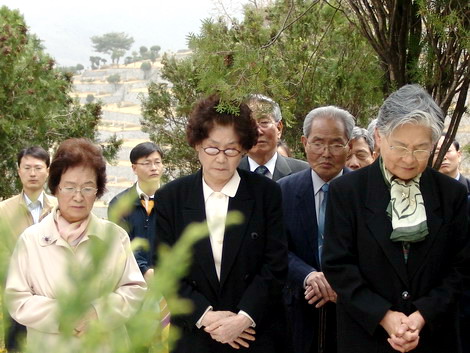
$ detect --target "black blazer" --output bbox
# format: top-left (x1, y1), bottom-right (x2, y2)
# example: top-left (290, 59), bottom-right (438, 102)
top-left (239, 154), bottom-right (309, 181)
top-left (323, 159), bottom-right (470, 353)
top-left (155, 169), bottom-right (289, 353)
top-left (458, 173), bottom-right (470, 192)
top-left (108, 184), bottom-right (157, 274)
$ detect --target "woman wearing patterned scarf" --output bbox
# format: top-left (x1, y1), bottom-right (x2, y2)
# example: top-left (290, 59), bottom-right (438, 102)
top-left (323, 84), bottom-right (469, 353)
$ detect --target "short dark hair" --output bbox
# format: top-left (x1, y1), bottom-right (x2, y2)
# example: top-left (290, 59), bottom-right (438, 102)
top-left (48, 138), bottom-right (107, 198)
top-left (441, 133), bottom-right (460, 151)
top-left (17, 146), bottom-right (50, 167)
top-left (186, 94), bottom-right (258, 151)
top-left (130, 142), bottom-right (164, 164)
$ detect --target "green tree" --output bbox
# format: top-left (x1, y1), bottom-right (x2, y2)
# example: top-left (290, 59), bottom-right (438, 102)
top-left (140, 1), bottom-right (384, 177)
top-left (76, 63), bottom-right (84, 71)
top-left (0, 6), bottom-right (122, 198)
top-left (139, 45), bottom-right (149, 58)
top-left (90, 32), bottom-right (134, 66)
top-left (343, 0), bottom-right (470, 168)
top-left (106, 73), bottom-right (121, 91)
top-left (85, 94), bottom-right (95, 103)
top-left (150, 45), bottom-right (161, 62)
top-left (140, 61), bottom-right (152, 80)
top-left (89, 56), bottom-right (102, 70)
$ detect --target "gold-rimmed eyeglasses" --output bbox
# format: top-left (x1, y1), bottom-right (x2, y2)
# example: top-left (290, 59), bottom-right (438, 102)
top-left (307, 142), bottom-right (348, 156)
top-left (255, 119), bottom-right (277, 129)
top-left (59, 186), bottom-right (98, 196)
top-left (389, 145), bottom-right (431, 160)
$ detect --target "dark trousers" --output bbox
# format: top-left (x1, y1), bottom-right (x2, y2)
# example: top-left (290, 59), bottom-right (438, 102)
top-left (3, 310), bottom-right (26, 352)
top-left (461, 317), bottom-right (470, 353)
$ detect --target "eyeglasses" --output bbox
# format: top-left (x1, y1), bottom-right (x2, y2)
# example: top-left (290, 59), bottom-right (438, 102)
top-left (256, 119), bottom-right (276, 129)
top-left (389, 145), bottom-right (431, 160)
top-left (307, 142), bottom-right (348, 156)
top-left (347, 151), bottom-right (372, 161)
top-left (59, 186), bottom-right (98, 196)
top-left (134, 160), bottom-right (162, 168)
top-left (20, 166), bottom-right (46, 173)
top-left (202, 146), bottom-right (241, 157)
top-left (433, 148), bottom-right (457, 156)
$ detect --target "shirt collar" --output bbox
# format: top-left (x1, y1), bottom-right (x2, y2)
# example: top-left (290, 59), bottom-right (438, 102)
top-left (311, 168), bottom-right (343, 195)
top-left (247, 152), bottom-right (278, 176)
top-left (202, 170), bottom-right (241, 202)
top-left (455, 172), bottom-right (461, 181)
top-left (23, 191), bottom-right (45, 208)
top-left (135, 182), bottom-right (153, 200)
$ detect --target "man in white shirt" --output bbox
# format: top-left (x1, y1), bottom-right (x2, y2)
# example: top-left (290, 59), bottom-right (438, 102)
top-left (278, 106), bottom-right (355, 353)
top-left (0, 146), bottom-right (56, 352)
top-left (238, 94), bottom-right (309, 180)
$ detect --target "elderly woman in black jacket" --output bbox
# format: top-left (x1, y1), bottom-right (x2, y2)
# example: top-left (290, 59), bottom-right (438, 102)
top-left (323, 84), bottom-right (469, 353)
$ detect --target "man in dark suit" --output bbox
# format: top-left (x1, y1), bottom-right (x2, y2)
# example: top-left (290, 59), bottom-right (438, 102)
top-left (238, 94), bottom-right (309, 180)
top-left (433, 135), bottom-right (470, 353)
top-left (278, 106), bottom-right (355, 353)
top-left (434, 135), bottom-right (470, 190)
top-left (108, 142), bottom-right (164, 281)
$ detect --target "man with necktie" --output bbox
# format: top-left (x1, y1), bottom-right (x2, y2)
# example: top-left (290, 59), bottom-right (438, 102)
top-left (238, 94), bottom-right (309, 180)
top-left (0, 146), bottom-right (56, 352)
top-left (108, 142), bottom-right (164, 281)
top-left (278, 106), bottom-right (354, 353)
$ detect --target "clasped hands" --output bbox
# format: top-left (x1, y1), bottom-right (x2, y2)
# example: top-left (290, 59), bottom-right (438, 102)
top-left (73, 307), bottom-right (98, 337)
top-left (304, 271), bottom-right (337, 308)
top-left (380, 310), bottom-right (425, 352)
top-left (202, 310), bottom-right (255, 349)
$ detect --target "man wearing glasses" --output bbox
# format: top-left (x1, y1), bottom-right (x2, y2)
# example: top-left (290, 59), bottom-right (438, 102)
top-left (345, 127), bottom-right (375, 170)
top-left (108, 142), bottom-right (164, 281)
top-left (238, 94), bottom-right (308, 180)
top-left (0, 146), bottom-right (56, 352)
top-left (278, 106), bottom-right (355, 353)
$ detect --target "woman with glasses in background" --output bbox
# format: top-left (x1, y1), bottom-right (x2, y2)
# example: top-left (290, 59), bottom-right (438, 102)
top-left (155, 94), bottom-right (289, 352)
top-left (323, 85), bottom-right (470, 353)
top-left (5, 138), bottom-right (146, 353)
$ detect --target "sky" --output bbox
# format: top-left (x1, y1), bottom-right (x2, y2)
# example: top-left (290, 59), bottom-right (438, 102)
top-left (1, 0), bottom-right (246, 67)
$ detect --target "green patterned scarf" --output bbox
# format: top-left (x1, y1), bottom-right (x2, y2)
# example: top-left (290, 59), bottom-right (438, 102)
top-left (380, 158), bottom-right (428, 243)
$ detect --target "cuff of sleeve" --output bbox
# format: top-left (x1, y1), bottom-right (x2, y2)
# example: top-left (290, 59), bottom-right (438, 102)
top-left (303, 271), bottom-right (316, 289)
top-left (195, 306), bottom-right (213, 328)
top-left (238, 310), bottom-right (256, 328)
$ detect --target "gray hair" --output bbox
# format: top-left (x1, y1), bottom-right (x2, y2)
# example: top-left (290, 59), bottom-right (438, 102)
top-left (367, 118), bottom-right (378, 147)
top-left (351, 127), bottom-right (374, 153)
top-left (246, 94), bottom-right (282, 122)
top-left (303, 105), bottom-right (355, 140)
top-left (376, 84), bottom-right (444, 143)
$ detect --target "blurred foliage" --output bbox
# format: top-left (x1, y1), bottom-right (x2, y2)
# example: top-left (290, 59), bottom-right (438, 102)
top-left (140, 0), bottom-right (384, 178)
top-left (0, 6), bottom-right (122, 199)
top-left (0, 188), bottom-right (243, 352)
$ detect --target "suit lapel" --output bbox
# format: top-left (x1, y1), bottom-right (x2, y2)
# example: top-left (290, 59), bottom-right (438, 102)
top-left (295, 169), bottom-right (319, 264)
top-left (365, 161), bottom-right (409, 285)
top-left (238, 156), bottom-right (250, 171)
top-left (219, 175), bottom-right (254, 288)
top-left (407, 169), bottom-right (442, 279)
top-left (182, 171), bottom-right (220, 293)
top-left (273, 154), bottom-right (291, 181)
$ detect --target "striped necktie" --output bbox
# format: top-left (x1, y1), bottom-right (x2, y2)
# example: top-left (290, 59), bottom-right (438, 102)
top-left (318, 183), bottom-right (329, 266)
top-left (140, 196), bottom-right (154, 215)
